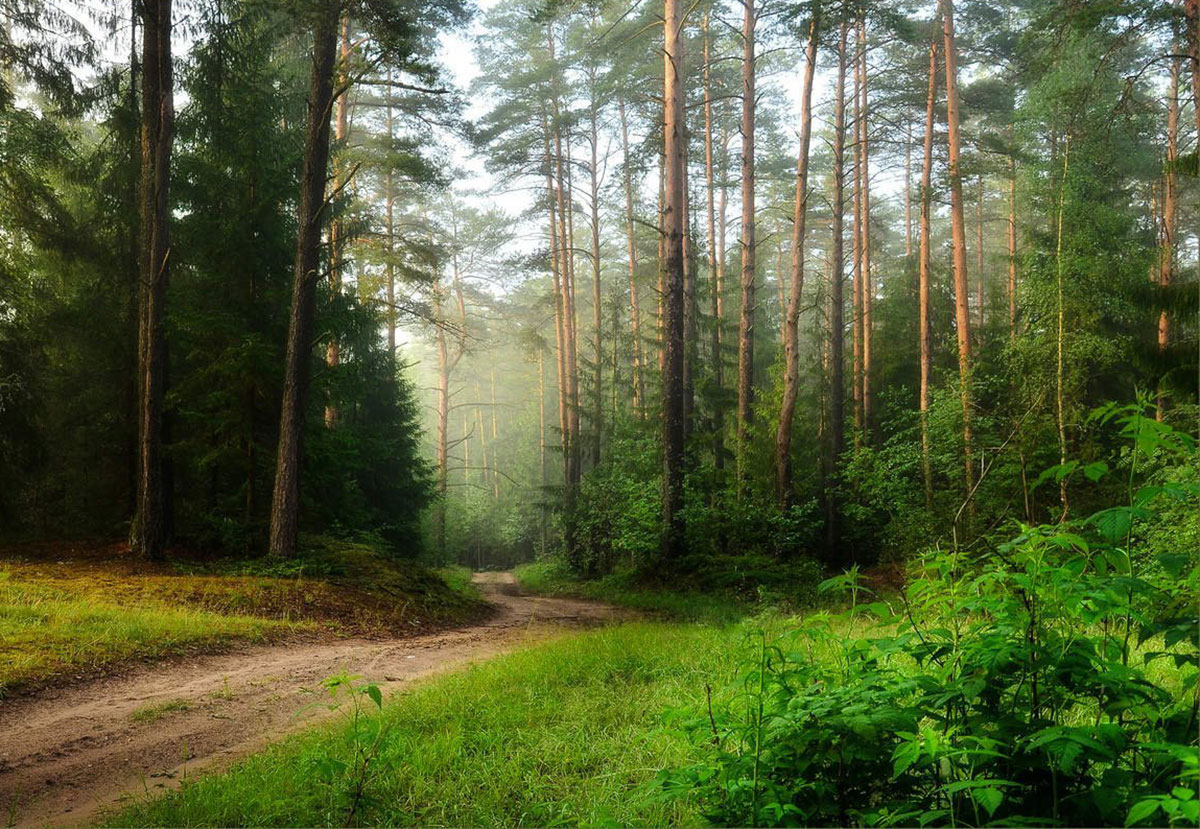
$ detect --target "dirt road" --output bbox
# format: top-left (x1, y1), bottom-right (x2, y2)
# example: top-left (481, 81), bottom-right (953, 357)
top-left (0, 572), bottom-right (623, 827)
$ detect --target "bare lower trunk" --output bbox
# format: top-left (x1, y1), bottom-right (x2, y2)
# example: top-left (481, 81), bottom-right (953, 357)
top-left (268, 2), bottom-right (339, 558)
top-left (662, 0), bottom-right (687, 558)
top-left (825, 20), bottom-right (848, 559)
top-left (941, 0), bottom-right (975, 518)
top-left (1055, 139), bottom-right (1071, 520)
top-left (131, 0), bottom-right (174, 561)
top-left (324, 16), bottom-right (350, 429)
top-left (702, 18), bottom-right (726, 470)
top-left (1156, 58), bottom-right (1179, 421)
top-left (775, 10), bottom-right (818, 508)
top-left (618, 100), bottom-right (646, 414)
top-left (1008, 155), bottom-right (1017, 342)
top-left (735, 0), bottom-right (756, 487)
top-left (919, 33), bottom-right (937, 512)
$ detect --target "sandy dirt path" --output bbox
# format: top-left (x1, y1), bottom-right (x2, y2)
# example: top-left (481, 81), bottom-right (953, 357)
top-left (0, 572), bottom-right (626, 827)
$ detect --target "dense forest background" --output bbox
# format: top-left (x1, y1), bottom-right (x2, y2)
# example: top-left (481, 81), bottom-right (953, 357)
top-left (0, 0), bottom-right (1196, 577)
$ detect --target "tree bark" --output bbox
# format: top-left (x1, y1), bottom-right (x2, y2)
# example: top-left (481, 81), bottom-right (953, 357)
top-left (618, 100), bottom-right (646, 414)
top-left (587, 64), bottom-right (603, 467)
top-left (268, 1), bottom-right (340, 558)
top-left (131, 0), bottom-right (174, 561)
top-left (775, 9), bottom-right (818, 508)
top-left (735, 0), bottom-right (756, 487)
top-left (324, 15), bottom-right (350, 429)
top-left (919, 32), bottom-right (938, 512)
top-left (702, 17), bottom-right (726, 470)
top-left (1156, 57), bottom-right (1179, 421)
top-left (662, 0), bottom-right (687, 559)
top-left (824, 20), bottom-right (849, 558)
top-left (941, 0), bottom-right (975, 516)
top-left (1008, 154), bottom-right (1017, 342)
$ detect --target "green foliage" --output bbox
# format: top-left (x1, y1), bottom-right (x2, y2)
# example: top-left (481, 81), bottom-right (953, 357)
top-left (663, 407), bottom-right (1199, 826)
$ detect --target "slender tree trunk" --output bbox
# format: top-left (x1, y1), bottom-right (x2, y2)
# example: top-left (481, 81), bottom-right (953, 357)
top-left (542, 112), bottom-right (569, 487)
top-left (131, 0), bottom-right (174, 561)
top-left (857, 18), bottom-right (873, 438)
top-left (618, 100), bottom-right (646, 413)
top-left (1008, 154), bottom-right (1017, 342)
top-left (851, 53), bottom-right (863, 443)
top-left (825, 20), bottom-right (848, 559)
top-left (324, 15), bottom-right (350, 429)
top-left (490, 368), bottom-right (500, 499)
top-left (904, 121), bottom-right (913, 259)
top-left (385, 73), bottom-right (396, 362)
top-left (662, 0), bottom-right (687, 559)
top-left (702, 18), bottom-right (726, 470)
top-left (268, 2), bottom-right (339, 558)
top-left (1055, 138), bottom-right (1070, 520)
top-left (1157, 57), bottom-right (1179, 421)
top-left (976, 174), bottom-right (985, 329)
top-left (775, 10), bottom-right (818, 508)
top-left (919, 32), bottom-right (938, 512)
top-left (941, 0), bottom-right (975, 517)
top-left (735, 0), bottom-right (756, 487)
top-left (588, 67), bottom-right (603, 466)
top-left (434, 279), bottom-right (449, 560)
top-left (537, 348), bottom-right (547, 553)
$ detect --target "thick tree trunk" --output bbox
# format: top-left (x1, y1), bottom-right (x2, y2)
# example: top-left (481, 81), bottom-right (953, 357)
top-left (131, 0), bottom-right (174, 561)
top-left (1054, 139), bottom-right (1070, 519)
top-left (543, 111), bottom-right (570, 479)
top-left (825, 20), bottom-right (848, 558)
top-left (324, 15), bottom-right (350, 429)
top-left (919, 33), bottom-right (938, 511)
top-left (662, 0), bottom-right (687, 559)
top-left (775, 10), bottom-right (818, 508)
top-left (268, 1), bottom-right (339, 558)
top-left (618, 100), bottom-right (646, 414)
top-left (941, 0), bottom-right (975, 516)
top-left (735, 0), bottom-right (756, 487)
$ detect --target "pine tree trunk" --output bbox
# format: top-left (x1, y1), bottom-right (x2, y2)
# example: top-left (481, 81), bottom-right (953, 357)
top-left (735, 0), bottom-right (756, 487)
top-left (588, 68), bottom-right (603, 467)
top-left (434, 280), bottom-right (449, 560)
top-left (131, 0), bottom-right (174, 561)
top-left (775, 10), bottom-right (818, 508)
top-left (324, 15), bottom-right (350, 429)
top-left (1156, 57), bottom-right (1179, 421)
top-left (941, 0), bottom-right (976, 517)
top-left (976, 174), bottom-right (985, 329)
top-left (904, 122), bottom-right (912, 259)
top-left (618, 100), bottom-right (646, 414)
top-left (268, 1), bottom-right (339, 558)
top-left (919, 33), bottom-right (938, 512)
top-left (385, 73), bottom-right (396, 361)
top-left (1008, 154), bottom-right (1017, 343)
top-left (825, 20), bottom-right (849, 559)
top-left (702, 17), bottom-right (726, 470)
top-left (857, 19), bottom-right (873, 439)
top-left (662, 0), bottom-right (687, 559)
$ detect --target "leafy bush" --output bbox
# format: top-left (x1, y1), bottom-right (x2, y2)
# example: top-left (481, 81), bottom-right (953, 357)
top-left (664, 403), bottom-right (1199, 827)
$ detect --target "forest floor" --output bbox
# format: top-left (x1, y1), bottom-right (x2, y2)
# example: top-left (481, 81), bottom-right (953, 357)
top-left (0, 571), bottom-right (629, 827)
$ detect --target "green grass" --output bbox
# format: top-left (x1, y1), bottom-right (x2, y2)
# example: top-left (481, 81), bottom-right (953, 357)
top-left (130, 698), bottom-right (193, 723)
top-left (0, 537), bottom-right (488, 695)
top-left (513, 561), bottom-right (750, 624)
top-left (0, 572), bottom-right (288, 696)
top-left (108, 619), bottom-right (782, 827)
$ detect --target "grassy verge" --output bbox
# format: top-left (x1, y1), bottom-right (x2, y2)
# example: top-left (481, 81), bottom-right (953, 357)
top-left (0, 537), bottom-right (487, 696)
top-left (0, 571), bottom-right (290, 696)
top-left (109, 619), bottom-right (779, 827)
top-left (513, 560), bottom-right (752, 623)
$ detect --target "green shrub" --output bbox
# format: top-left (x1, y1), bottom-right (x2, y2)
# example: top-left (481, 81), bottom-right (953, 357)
top-left (664, 403), bottom-right (1199, 827)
